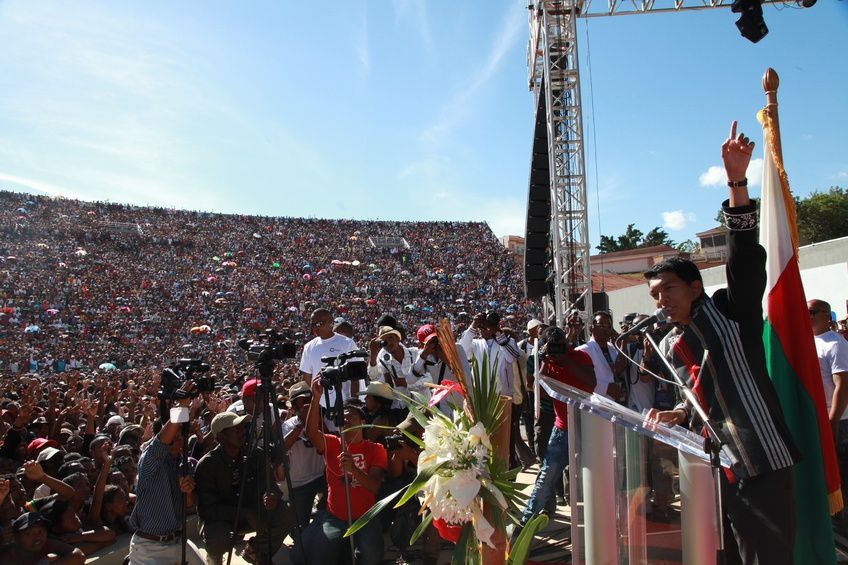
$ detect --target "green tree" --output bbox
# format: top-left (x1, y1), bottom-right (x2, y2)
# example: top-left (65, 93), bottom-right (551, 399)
top-left (676, 239), bottom-right (700, 254)
top-left (796, 187), bottom-right (848, 245)
top-left (642, 227), bottom-right (674, 248)
top-left (597, 235), bottom-right (621, 254)
top-left (616, 224), bottom-right (643, 250)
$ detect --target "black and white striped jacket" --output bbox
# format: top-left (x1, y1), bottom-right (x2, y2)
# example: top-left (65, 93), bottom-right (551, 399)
top-left (660, 200), bottom-right (799, 480)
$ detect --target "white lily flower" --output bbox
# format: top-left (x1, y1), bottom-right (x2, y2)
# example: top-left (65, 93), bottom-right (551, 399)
top-left (447, 468), bottom-right (481, 508)
top-left (467, 422), bottom-right (492, 450)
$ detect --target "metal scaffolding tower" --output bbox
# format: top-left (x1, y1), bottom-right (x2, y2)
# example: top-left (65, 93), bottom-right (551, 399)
top-left (524, 0), bottom-right (810, 327)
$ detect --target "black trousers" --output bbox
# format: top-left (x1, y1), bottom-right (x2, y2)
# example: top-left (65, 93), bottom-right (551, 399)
top-left (722, 466), bottom-right (796, 565)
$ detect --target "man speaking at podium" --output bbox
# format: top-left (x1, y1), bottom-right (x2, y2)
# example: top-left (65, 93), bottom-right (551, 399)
top-left (646, 122), bottom-right (798, 565)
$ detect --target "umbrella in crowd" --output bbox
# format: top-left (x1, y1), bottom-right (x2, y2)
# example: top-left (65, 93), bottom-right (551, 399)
top-left (98, 362), bottom-right (117, 371)
top-left (25, 324), bottom-right (41, 333)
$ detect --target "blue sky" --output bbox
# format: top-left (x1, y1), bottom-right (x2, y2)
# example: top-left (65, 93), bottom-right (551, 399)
top-left (0, 1), bottom-right (846, 248)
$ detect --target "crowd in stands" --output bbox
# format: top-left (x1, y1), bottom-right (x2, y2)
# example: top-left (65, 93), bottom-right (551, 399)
top-left (0, 190), bottom-right (538, 563)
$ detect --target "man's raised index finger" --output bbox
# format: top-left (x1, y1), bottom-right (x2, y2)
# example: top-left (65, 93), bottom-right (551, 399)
top-left (729, 120), bottom-right (737, 140)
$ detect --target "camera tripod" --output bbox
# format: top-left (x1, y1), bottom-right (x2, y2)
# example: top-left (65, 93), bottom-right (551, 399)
top-left (226, 356), bottom-right (306, 565)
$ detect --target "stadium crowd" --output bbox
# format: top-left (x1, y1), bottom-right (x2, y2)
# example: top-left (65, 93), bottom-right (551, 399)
top-left (0, 190), bottom-right (539, 563)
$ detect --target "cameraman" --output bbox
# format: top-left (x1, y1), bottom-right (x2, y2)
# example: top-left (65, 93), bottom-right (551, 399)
top-left (380, 417), bottom-right (423, 564)
top-left (292, 379), bottom-right (387, 565)
top-left (300, 308), bottom-right (361, 407)
top-left (281, 381), bottom-right (326, 529)
top-left (621, 314), bottom-right (656, 413)
top-left (128, 382), bottom-right (203, 565)
top-left (368, 326), bottom-right (425, 414)
top-left (518, 326), bottom-right (595, 528)
top-left (459, 312), bottom-right (520, 397)
top-left (195, 412), bottom-right (293, 565)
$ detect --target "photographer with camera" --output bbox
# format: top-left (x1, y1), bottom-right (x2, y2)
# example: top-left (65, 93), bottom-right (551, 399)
top-left (127, 381), bottom-right (204, 565)
top-left (379, 417), bottom-right (423, 565)
top-left (281, 381), bottom-right (326, 529)
top-left (367, 326), bottom-right (426, 414)
top-left (195, 411), bottom-right (293, 565)
top-left (359, 382), bottom-right (400, 443)
top-left (300, 308), bottom-right (362, 408)
top-left (291, 378), bottom-right (388, 565)
top-left (459, 312), bottom-right (520, 397)
top-left (517, 325), bottom-right (595, 530)
top-left (620, 313), bottom-right (657, 413)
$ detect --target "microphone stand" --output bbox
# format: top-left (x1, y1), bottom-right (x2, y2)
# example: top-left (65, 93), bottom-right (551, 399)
top-left (637, 332), bottom-right (736, 565)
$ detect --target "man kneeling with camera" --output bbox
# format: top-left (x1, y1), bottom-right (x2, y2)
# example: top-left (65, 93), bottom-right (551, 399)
top-left (291, 379), bottom-right (388, 565)
top-left (195, 412), bottom-right (293, 565)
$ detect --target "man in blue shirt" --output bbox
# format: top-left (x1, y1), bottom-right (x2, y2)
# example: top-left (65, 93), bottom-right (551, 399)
top-left (128, 386), bottom-right (203, 564)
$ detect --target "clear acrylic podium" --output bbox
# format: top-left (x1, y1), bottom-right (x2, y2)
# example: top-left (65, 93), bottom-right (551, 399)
top-left (539, 376), bottom-right (730, 565)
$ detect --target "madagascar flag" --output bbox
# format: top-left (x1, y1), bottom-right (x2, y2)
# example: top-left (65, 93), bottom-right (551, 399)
top-left (759, 106), bottom-right (841, 563)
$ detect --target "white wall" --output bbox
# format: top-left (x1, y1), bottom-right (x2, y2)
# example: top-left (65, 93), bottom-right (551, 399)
top-left (607, 237), bottom-right (848, 325)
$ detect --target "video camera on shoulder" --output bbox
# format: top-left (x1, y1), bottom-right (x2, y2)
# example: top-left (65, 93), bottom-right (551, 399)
top-left (319, 350), bottom-right (368, 389)
top-left (237, 328), bottom-right (297, 364)
top-left (159, 358), bottom-right (214, 400)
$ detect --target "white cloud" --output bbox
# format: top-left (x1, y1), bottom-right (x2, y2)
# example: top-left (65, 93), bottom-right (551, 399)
top-left (0, 172), bottom-right (87, 200)
top-left (392, 0), bottom-right (434, 55)
top-left (421, 5), bottom-right (524, 142)
top-left (698, 158), bottom-right (763, 188)
top-left (837, 171), bottom-right (848, 178)
top-left (698, 165), bottom-right (725, 187)
top-left (662, 210), bottom-right (696, 231)
top-left (355, 4), bottom-right (370, 73)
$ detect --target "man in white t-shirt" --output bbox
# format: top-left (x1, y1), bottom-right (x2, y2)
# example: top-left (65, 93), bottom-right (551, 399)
top-left (810, 299), bottom-right (848, 514)
top-left (299, 308), bottom-right (361, 408)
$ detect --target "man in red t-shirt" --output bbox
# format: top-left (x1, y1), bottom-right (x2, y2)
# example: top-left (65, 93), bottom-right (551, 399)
top-left (519, 325), bottom-right (595, 526)
top-left (291, 379), bottom-right (388, 565)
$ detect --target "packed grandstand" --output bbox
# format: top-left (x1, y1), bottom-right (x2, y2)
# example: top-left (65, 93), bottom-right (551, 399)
top-left (0, 190), bottom-right (537, 382)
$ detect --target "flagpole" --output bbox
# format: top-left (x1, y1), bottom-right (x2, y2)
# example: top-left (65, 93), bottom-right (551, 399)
top-left (762, 68), bottom-right (783, 161)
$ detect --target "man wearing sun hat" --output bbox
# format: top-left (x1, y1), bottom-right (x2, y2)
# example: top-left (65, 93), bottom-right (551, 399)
top-left (367, 325), bottom-right (427, 413)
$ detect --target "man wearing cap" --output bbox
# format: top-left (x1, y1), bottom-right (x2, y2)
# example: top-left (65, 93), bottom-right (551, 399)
top-left (195, 411), bottom-right (292, 565)
top-left (0, 511), bottom-right (85, 564)
top-left (300, 308), bottom-right (362, 407)
top-left (32, 446), bottom-right (66, 499)
top-left (292, 379), bottom-right (388, 565)
top-left (411, 324), bottom-right (472, 416)
top-left (228, 378), bottom-right (282, 459)
top-left (517, 320), bottom-right (544, 458)
top-left (128, 384), bottom-right (203, 565)
top-left (282, 381), bottom-right (326, 529)
top-left (368, 325), bottom-right (425, 413)
top-left (359, 381), bottom-right (399, 443)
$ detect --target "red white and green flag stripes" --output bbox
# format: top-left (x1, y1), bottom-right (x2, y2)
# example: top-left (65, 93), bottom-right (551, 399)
top-left (758, 107), bottom-right (841, 564)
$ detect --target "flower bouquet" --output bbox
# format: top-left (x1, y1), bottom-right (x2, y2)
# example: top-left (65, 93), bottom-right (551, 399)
top-left (345, 320), bottom-right (548, 564)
